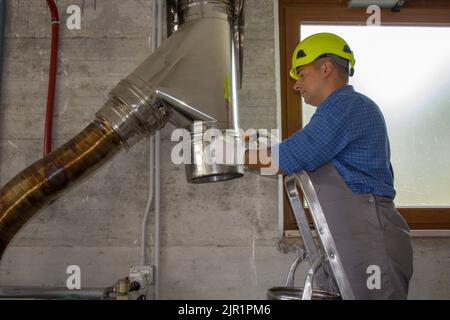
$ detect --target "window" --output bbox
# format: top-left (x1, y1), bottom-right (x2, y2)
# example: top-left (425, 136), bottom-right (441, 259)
top-left (279, 0), bottom-right (450, 230)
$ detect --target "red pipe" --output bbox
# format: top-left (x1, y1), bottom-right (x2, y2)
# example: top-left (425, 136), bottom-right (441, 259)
top-left (44, 0), bottom-right (60, 156)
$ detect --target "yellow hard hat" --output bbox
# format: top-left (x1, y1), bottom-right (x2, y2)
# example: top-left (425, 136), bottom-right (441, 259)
top-left (290, 32), bottom-right (356, 80)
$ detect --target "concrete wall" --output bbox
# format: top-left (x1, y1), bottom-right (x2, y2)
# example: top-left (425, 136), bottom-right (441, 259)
top-left (0, 0), bottom-right (448, 299)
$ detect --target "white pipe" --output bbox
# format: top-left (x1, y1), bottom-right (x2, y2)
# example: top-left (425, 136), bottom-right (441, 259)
top-left (139, 0), bottom-right (159, 269)
top-left (154, 0), bottom-right (164, 301)
top-left (154, 131), bottom-right (161, 300)
top-left (140, 137), bottom-right (154, 266)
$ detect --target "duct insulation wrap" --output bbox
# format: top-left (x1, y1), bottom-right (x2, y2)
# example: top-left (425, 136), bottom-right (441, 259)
top-left (0, 120), bottom-right (124, 258)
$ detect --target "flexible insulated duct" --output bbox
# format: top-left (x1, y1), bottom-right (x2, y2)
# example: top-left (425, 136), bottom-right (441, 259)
top-left (0, 121), bottom-right (125, 256)
top-left (0, 0), bottom-right (245, 260)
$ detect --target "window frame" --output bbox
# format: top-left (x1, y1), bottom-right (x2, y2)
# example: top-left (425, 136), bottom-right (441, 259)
top-left (279, 0), bottom-right (450, 231)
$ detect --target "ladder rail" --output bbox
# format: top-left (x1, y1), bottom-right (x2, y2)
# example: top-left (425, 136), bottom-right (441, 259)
top-left (285, 176), bottom-right (332, 292)
top-left (284, 250), bottom-right (306, 287)
top-left (294, 172), bottom-right (356, 300)
top-left (285, 176), bottom-right (321, 265)
top-left (301, 255), bottom-right (324, 300)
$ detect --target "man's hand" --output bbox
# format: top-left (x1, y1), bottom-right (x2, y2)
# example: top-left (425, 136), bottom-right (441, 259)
top-left (244, 130), bottom-right (281, 175)
top-left (204, 130), bottom-right (282, 175)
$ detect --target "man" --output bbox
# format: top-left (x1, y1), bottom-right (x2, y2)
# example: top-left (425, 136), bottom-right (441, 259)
top-left (245, 33), bottom-right (413, 299)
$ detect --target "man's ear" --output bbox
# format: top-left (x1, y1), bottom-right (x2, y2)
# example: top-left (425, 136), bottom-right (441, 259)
top-left (321, 60), bottom-right (334, 78)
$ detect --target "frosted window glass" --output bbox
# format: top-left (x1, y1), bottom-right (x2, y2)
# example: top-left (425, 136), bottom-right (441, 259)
top-left (299, 25), bottom-right (450, 207)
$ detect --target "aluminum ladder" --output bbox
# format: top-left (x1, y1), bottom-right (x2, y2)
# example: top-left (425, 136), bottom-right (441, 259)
top-left (284, 172), bottom-right (355, 300)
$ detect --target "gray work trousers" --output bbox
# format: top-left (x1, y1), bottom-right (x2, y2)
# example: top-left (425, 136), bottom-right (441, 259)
top-left (308, 163), bottom-right (414, 299)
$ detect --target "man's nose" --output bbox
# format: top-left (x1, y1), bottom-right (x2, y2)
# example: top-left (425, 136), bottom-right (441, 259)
top-left (293, 80), bottom-right (302, 92)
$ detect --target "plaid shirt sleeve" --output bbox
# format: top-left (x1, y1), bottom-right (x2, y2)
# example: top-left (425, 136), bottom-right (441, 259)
top-left (277, 98), bottom-right (352, 175)
top-left (272, 85), bottom-right (395, 198)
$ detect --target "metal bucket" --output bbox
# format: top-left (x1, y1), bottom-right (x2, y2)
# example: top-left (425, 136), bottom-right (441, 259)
top-left (267, 287), bottom-right (341, 300)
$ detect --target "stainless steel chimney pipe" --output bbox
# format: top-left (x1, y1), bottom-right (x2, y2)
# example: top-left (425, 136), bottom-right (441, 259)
top-left (97, 0), bottom-right (245, 183)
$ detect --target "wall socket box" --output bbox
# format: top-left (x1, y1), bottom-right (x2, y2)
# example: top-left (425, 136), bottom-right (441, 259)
top-left (129, 265), bottom-right (154, 288)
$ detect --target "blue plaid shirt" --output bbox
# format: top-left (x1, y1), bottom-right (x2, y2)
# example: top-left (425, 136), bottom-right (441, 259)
top-left (272, 85), bottom-right (396, 199)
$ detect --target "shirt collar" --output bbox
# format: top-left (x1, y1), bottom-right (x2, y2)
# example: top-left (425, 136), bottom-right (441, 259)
top-left (320, 85), bottom-right (354, 107)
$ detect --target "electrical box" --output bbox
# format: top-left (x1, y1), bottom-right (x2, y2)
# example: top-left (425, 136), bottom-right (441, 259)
top-left (129, 265), bottom-right (154, 288)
